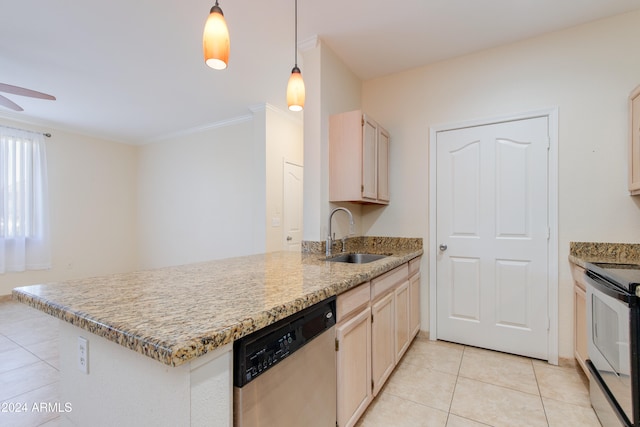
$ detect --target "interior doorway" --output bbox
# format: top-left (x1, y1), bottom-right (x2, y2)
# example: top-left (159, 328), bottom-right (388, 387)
top-left (283, 161), bottom-right (303, 251)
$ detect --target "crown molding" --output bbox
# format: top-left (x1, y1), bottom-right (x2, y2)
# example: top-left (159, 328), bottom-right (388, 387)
top-left (298, 35), bottom-right (318, 52)
top-left (144, 114), bottom-right (254, 144)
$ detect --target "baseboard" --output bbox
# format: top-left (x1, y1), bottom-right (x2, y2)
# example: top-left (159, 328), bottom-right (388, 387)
top-left (0, 294), bottom-right (13, 303)
top-left (558, 356), bottom-right (577, 369)
top-left (416, 330), bottom-right (430, 340)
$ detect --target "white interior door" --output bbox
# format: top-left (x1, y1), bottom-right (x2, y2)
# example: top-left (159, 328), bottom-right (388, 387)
top-left (435, 116), bottom-right (549, 360)
top-left (283, 162), bottom-right (303, 251)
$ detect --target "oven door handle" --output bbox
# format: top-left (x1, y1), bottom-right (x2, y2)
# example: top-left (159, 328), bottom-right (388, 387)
top-left (585, 271), bottom-right (633, 306)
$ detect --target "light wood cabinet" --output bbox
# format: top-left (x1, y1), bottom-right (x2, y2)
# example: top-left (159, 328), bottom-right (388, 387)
top-left (370, 262), bottom-right (408, 396)
top-left (335, 258), bottom-right (421, 426)
top-left (336, 306), bottom-right (372, 427)
top-left (408, 257), bottom-right (421, 340)
top-left (394, 280), bottom-right (411, 361)
top-left (329, 110), bottom-right (390, 204)
top-left (371, 291), bottom-right (395, 396)
top-left (570, 262), bottom-right (588, 376)
top-left (409, 272), bottom-right (421, 339)
top-left (629, 85), bottom-right (640, 195)
top-left (377, 129), bottom-right (390, 202)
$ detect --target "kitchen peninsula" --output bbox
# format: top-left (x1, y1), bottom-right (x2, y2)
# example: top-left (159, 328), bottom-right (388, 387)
top-left (12, 237), bottom-right (422, 426)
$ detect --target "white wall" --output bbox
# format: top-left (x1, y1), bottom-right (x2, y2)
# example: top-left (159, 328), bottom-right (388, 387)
top-left (136, 118), bottom-right (262, 269)
top-left (303, 40), bottom-right (365, 242)
top-left (0, 119), bottom-right (139, 295)
top-left (361, 10), bottom-right (640, 359)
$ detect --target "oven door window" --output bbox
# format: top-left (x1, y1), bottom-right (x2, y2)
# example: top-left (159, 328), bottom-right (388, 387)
top-left (588, 286), bottom-right (633, 422)
top-left (592, 296), bottom-right (626, 374)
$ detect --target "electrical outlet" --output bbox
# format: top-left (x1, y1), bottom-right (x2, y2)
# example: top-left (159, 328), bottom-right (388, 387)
top-left (78, 336), bottom-right (89, 374)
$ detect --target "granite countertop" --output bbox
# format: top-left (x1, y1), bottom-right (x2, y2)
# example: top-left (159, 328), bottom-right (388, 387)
top-left (12, 237), bottom-right (422, 367)
top-left (569, 241), bottom-right (640, 268)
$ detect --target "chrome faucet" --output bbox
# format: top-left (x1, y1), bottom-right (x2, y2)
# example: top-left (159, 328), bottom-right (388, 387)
top-left (326, 207), bottom-right (354, 256)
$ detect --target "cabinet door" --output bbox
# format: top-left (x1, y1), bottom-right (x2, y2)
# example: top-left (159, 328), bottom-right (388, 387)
top-left (395, 280), bottom-right (410, 361)
top-left (409, 273), bottom-right (420, 339)
top-left (371, 291), bottom-right (395, 396)
top-left (336, 307), bottom-right (372, 427)
top-left (574, 284), bottom-right (588, 376)
top-left (377, 127), bottom-right (390, 202)
top-left (362, 115), bottom-right (378, 200)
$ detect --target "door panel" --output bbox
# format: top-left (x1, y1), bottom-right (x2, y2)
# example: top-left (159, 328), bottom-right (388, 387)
top-left (496, 139), bottom-right (529, 237)
top-left (451, 141), bottom-right (480, 236)
top-left (495, 259), bottom-right (530, 328)
top-left (449, 257), bottom-right (480, 322)
top-left (436, 117), bottom-right (549, 360)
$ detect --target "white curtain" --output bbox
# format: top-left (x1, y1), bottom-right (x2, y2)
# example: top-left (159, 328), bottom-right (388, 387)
top-left (0, 126), bottom-right (51, 273)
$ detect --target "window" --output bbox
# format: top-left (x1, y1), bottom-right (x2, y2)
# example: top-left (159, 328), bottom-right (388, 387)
top-left (0, 126), bottom-right (50, 273)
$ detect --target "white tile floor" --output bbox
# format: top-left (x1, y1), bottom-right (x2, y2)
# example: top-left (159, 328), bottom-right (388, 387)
top-left (0, 299), bottom-right (60, 427)
top-left (357, 339), bottom-right (601, 427)
top-left (0, 298), bottom-right (600, 427)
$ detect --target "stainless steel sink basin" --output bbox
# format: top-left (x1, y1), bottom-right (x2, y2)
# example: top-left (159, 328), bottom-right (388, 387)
top-left (327, 253), bottom-right (388, 264)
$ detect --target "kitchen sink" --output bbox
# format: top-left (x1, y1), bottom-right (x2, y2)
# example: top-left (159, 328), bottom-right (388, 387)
top-left (327, 253), bottom-right (388, 264)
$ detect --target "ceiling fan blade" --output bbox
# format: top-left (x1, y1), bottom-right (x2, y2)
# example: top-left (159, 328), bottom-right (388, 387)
top-left (0, 94), bottom-right (23, 111)
top-left (0, 83), bottom-right (56, 100)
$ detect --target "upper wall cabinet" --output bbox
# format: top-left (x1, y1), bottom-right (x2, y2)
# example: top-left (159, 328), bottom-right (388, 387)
top-left (629, 85), bottom-right (640, 195)
top-left (330, 110), bottom-right (390, 205)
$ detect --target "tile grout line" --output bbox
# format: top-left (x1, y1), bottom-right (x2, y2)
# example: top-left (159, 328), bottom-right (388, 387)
top-left (0, 304), bottom-right (61, 408)
top-left (444, 345), bottom-right (466, 425)
top-left (532, 359), bottom-right (551, 426)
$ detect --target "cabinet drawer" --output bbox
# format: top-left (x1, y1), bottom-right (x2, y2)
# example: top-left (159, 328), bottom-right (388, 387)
top-left (371, 264), bottom-right (408, 300)
top-left (570, 263), bottom-right (586, 291)
top-left (337, 282), bottom-right (371, 322)
top-left (408, 257), bottom-right (421, 277)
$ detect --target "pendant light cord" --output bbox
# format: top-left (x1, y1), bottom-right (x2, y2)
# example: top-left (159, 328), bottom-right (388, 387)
top-left (294, 0), bottom-right (298, 67)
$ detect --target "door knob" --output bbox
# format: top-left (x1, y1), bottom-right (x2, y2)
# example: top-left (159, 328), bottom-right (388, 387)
top-left (439, 244), bottom-right (448, 251)
top-left (286, 236), bottom-right (293, 241)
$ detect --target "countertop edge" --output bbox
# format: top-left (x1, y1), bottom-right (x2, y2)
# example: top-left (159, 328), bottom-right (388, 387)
top-left (13, 249), bottom-right (423, 367)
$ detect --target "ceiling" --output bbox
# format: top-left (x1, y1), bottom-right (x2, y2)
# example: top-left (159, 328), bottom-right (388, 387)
top-left (2, 0), bottom-right (640, 144)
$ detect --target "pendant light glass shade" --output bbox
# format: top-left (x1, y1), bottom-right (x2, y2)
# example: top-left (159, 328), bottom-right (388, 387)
top-left (203, 2), bottom-right (230, 70)
top-left (287, 66), bottom-right (305, 112)
top-left (287, 0), bottom-right (305, 111)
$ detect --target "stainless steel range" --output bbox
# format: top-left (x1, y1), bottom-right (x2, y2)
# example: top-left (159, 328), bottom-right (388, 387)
top-left (585, 262), bottom-right (640, 427)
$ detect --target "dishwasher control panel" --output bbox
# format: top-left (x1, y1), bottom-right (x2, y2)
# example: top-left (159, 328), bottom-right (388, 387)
top-left (233, 297), bottom-right (336, 387)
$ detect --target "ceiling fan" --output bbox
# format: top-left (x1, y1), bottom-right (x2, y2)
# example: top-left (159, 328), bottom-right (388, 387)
top-left (0, 83), bottom-right (56, 112)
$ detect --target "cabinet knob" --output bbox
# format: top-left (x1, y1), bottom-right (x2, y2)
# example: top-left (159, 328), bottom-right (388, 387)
top-left (286, 236), bottom-right (293, 241)
top-left (439, 244), bottom-right (448, 251)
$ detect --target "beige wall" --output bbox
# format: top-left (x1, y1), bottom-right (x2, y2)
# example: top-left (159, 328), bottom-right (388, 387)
top-left (302, 40), bottom-right (365, 242)
top-left (136, 118), bottom-right (262, 269)
top-left (137, 104), bottom-right (302, 267)
top-left (2, 105), bottom-right (302, 293)
top-left (361, 10), bottom-right (640, 359)
top-left (0, 119), bottom-right (138, 296)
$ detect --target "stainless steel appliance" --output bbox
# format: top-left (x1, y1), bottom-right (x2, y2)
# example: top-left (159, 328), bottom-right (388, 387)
top-left (585, 262), bottom-right (640, 427)
top-left (233, 297), bottom-right (336, 427)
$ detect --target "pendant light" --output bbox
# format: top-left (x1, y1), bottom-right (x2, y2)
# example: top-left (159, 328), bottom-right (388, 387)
top-left (203, 1), bottom-right (230, 70)
top-left (287, 0), bottom-right (305, 111)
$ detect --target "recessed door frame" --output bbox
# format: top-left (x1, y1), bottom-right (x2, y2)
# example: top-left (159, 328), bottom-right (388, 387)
top-left (283, 159), bottom-right (304, 251)
top-left (428, 108), bottom-right (559, 365)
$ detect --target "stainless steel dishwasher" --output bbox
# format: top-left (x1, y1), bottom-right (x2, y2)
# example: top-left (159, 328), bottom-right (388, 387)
top-left (233, 297), bottom-right (337, 427)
